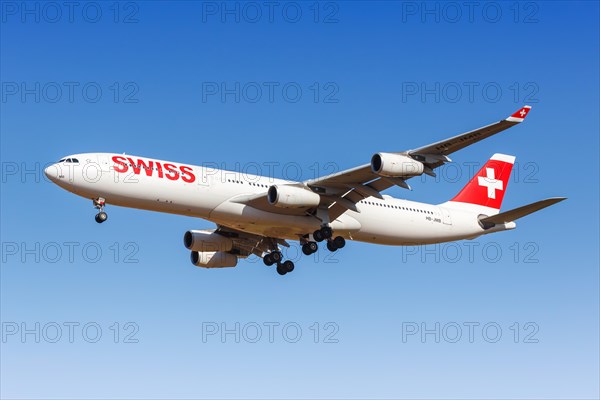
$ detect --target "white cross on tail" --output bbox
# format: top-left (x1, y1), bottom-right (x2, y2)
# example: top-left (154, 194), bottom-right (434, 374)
top-left (478, 168), bottom-right (503, 199)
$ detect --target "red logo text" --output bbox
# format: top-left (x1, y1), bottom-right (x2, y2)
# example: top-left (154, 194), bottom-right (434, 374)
top-left (112, 156), bottom-right (196, 183)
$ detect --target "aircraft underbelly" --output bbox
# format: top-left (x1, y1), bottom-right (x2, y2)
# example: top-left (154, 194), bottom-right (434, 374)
top-left (349, 208), bottom-right (479, 246)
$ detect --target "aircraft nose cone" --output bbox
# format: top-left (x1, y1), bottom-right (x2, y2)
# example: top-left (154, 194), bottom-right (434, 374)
top-left (44, 164), bottom-right (58, 182)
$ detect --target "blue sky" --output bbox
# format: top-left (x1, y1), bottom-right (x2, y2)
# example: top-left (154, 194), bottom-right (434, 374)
top-left (1, 1), bottom-right (598, 398)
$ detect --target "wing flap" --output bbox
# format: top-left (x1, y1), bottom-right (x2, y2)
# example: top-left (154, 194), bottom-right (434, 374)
top-left (215, 225), bottom-right (289, 257)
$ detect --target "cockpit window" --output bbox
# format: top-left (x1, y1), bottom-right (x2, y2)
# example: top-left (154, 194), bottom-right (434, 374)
top-left (56, 157), bottom-right (80, 163)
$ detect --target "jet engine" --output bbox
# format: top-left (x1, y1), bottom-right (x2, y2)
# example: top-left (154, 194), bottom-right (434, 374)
top-left (371, 153), bottom-right (424, 177)
top-left (267, 185), bottom-right (321, 208)
top-left (183, 230), bottom-right (233, 252)
top-left (191, 251), bottom-right (238, 268)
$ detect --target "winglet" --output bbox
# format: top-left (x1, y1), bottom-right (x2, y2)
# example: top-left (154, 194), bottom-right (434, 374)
top-left (506, 105), bottom-right (532, 123)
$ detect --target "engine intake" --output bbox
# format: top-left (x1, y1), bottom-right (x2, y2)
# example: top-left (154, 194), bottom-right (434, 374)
top-left (267, 185), bottom-right (320, 209)
top-left (184, 230), bottom-right (233, 252)
top-left (191, 251), bottom-right (237, 268)
top-left (371, 153), bottom-right (424, 177)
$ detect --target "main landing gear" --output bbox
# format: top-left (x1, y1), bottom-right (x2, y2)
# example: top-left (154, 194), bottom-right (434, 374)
top-left (263, 226), bottom-right (347, 277)
top-left (313, 226), bottom-right (345, 252)
top-left (312, 226), bottom-right (332, 242)
top-left (302, 241), bottom-right (318, 256)
top-left (93, 197), bottom-right (108, 223)
top-left (276, 260), bottom-right (295, 276)
top-left (263, 251), bottom-right (295, 276)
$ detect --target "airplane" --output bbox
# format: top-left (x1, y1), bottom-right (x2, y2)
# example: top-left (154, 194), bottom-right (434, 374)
top-left (45, 105), bottom-right (566, 276)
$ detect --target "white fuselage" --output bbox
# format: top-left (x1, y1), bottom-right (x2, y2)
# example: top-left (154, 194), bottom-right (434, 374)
top-left (45, 153), bottom-right (511, 246)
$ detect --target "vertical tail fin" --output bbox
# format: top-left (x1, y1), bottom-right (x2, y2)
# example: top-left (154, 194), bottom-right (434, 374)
top-left (448, 153), bottom-right (515, 213)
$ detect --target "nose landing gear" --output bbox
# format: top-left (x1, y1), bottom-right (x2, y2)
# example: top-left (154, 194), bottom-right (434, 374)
top-left (93, 198), bottom-right (107, 223)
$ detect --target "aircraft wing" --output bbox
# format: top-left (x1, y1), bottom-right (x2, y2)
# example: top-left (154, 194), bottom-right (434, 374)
top-left (407, 105), bottom-right (532, 169)
top-left (304, 105), bottom-right (532, 220)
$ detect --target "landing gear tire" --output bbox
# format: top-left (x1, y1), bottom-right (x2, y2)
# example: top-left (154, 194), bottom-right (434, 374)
top-left (326, 240), bottom-right (338, 252)
top-left (93, 198), bottom-right (107, 223)
top-left (313, 229), bottom-right (325, 242)
top-left (263, 254), bottom-right (275, 266)
top-left (282, 260), bottom-right (294, 273)
top-left (302, 242), bottom-right (318, 255)
top-left (264, 251), bottom-right (282, 266)
top-left (95, 211), bottom-right (108, 223)
top-left (276, 263), bottom-right (287, 275)
top-left (276, 260), bottom-right (294, 275)
top-left (271, 251), bottom-right (282, 263)
top-left (314, 226), bottom-right (333, 242)
top-left (333, 236), bottom-right (346, 249)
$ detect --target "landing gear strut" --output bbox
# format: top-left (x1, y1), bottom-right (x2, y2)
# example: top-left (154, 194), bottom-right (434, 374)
top-left (93, 198), bottom-right (107, 223)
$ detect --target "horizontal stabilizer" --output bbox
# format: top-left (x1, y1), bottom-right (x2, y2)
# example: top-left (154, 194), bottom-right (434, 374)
top-left (479, 197), bottom-right (566, 226)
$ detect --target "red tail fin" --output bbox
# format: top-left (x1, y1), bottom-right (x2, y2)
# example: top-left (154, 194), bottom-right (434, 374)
top-left (450, 154), bottom-right (515, 210)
